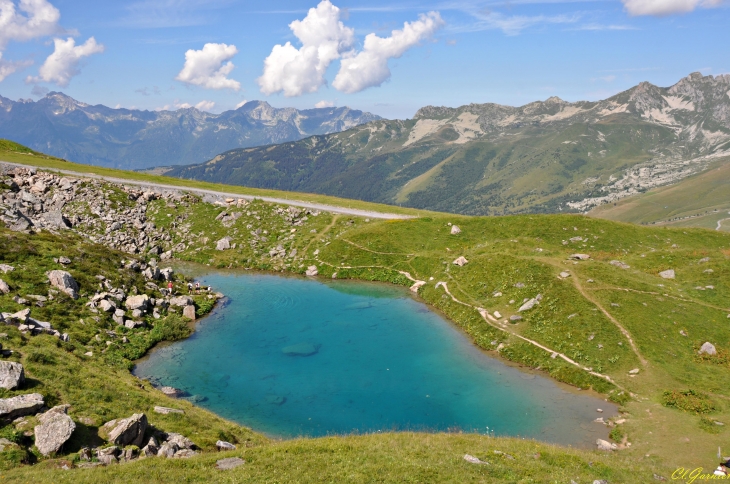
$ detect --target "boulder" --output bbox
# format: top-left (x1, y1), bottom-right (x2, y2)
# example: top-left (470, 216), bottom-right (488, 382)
top-left (143, 266), bottom-right (161, 280)
top-left (0, 361), bottom-right (25, 390)
top-left (173, 449), bottom-right (198, 458)
top-left (0, 279), bottom-right (9, 294)
top-left (216, 238), bottom-right (231, 251)
top-left (216, 457), bottom-right (245, 470)
top-left (125, 320), bottom-right (145, 329)
top-left (58, 256), bottom-right (71, 265)
top-left (596, 439), bottom-right (617, 451)
top-left (48, 270), bottom-right (79, 299)
top-left (160, 386), bottom-right (182, 398)
top-left (463, 454), bottom-right (487, 464)
top-left (170, 296), bottom-right (193, 307)
top-left (659, 269), bottom-right (675, 279)
top-left (0, 264), bottom-right (14, 273)
top-left (165, 432), bottom-right (196, 450)
top-left (157, 441), bottom-right (178, 458)
top-left (609, 260), bottom-right (630, 270)
top-left (41, 211), bottom-right (71, 229)
top-left (450, 225), bottom-right (461, 235)
top-left (559, 271), bottom-right (570, 278)
top-left (10, 308), bottom-right (30, 323)
top-left (125, 294), bottom-right (149, 311)
top-left (569, 254), bottom-right (590, 260)
top-left (509, 315), bottom-right (523, 323)
top-left (216, 440), bottom-right (237, 451)
top-left (629, 368), bottom-right (640, 375)
top-left (305, 265), bottom-right (318, 276)
top-left (0, 393), bottom-right (44, 419)
top-left (34, 405), bottom-right (76, 455)
top-left (452, 256), bottom-right (468, 266)
top-left (182, 305), bottom-right (196, 320)
top-left (153, 406), bottom-right (184, 415)
top-left (518, 298), bottom-right (538, 312)
top-left (99, 299), bottom-right (116, 312)
top-left (160, 268), bottom-right (174, 281)
top-left (699, 342), bottom-right (717, 356)
top-left (104, 413), bottom-right (148, 447)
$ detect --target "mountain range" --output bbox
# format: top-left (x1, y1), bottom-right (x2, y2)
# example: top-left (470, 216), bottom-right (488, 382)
top-left (168, 72), bottom-right (730, 216)
top-left (0, 93), bottom-right (380, 170)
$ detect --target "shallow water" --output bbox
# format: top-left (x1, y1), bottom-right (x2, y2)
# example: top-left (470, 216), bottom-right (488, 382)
top-left (134, 271), bottom-right (615, 446)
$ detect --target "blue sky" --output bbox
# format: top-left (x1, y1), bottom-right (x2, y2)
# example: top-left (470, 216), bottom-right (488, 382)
top-left (0, 0), bottom-right (727, 118)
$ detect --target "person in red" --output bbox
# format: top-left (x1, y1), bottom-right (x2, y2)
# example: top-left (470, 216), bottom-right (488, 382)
top-left (167, 281), bottom-right (173, 296)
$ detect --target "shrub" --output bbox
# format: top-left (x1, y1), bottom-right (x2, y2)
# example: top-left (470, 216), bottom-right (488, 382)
top-left (661, 389), bottom-right (716, 414)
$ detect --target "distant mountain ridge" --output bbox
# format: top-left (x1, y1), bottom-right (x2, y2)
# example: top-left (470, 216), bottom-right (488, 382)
top-left (0, 93), bottom-right (381, 169)
top-left (168, 72), bottom-right (730, 216)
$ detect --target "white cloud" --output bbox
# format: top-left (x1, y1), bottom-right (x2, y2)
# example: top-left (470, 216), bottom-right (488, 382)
top-left (176, 42), bottom-right (240, 90)
top-left (26, 37), bottom-right (104, 87)
top-left (0, 0), bottom-right (61, 50)
top-left (622, 0), bottom-right (723, 15)
top-left (453, 11), bottom-right (580, 36)
top-left (0, 52), bottom-right (32, 81)
top-left (332, 12), bottom-right (444, 94)
top-left (258, 0), bottom-right (354, 97)
top-left (235, 99), bottom-right (248, 109)
top-left (315, 100), bottom-right (335, 108)
top-left (194, 100), bottom-right (215, 111)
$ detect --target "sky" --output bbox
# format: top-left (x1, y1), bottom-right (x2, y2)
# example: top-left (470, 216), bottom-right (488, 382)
top-left (0, 0), bottom-right (727, 119)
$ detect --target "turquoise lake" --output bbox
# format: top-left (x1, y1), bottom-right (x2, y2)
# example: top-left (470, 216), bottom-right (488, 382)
top-left (133, 271), bottom-right (615, 446)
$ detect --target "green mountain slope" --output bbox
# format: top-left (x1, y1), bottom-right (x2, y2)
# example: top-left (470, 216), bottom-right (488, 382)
top-left (168, 72), bottom-right (730, 216)
top-left (590, 158), bottom-right (730, 231)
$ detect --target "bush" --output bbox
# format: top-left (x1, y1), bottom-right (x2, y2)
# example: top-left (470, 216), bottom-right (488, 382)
top-left (661, 389), bottom-right (716, 414)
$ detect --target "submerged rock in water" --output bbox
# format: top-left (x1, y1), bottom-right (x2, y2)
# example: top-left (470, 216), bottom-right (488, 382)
top-left (282, 342), bottom-right (319, 356)
top-left (265, 395), bottom-right (286, 405)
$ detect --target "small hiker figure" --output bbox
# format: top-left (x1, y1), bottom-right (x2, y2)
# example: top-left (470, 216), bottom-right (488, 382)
top-left (167, 281), bottom-right (173, 296)
top-left (195, 281), bottom-right (201, 293)
top-left (187, 282), bottom-right (193, 294)
top-left (207, 285), bottom-right (212, 293)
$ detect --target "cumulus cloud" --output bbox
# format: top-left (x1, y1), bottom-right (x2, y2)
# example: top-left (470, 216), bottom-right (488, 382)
top-left (175, 43), bottom-right (240, 90)
top-left (332, 12), bottom-right (444, 94)
top-left (315, 100), bottom-right (335, 108)
top-left (0, 52), bottom-right (32, 81)
top-left (26, 37), bottom-right (104, 87)
top-left (258, 0), bottom-right (354, 97)
top-left (622, 0), bottom-right (723, 15)
top-left (0, 0), bottom-right (62, 50)
top-left (194, 100), bottom-right (215, 111)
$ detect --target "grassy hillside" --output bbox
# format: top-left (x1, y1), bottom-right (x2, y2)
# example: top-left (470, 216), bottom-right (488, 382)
top-left (591, 158), bottom-right (730, 231)
top-left (2, 150), bottom-right (730, 480)
top-left (0, 139), bottom-right (427, 217)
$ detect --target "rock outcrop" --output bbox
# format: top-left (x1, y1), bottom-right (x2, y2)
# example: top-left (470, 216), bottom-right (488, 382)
top-left (102, 413), bottom-right (148, 447)
top-left (0, 393), bottom-right (44, 419)
top-left (0, 361), bottom-right (25, 390)
top-left (34, 405), bottom-right (76, 455)
top-left (48, 270), bottom-right (79, 299)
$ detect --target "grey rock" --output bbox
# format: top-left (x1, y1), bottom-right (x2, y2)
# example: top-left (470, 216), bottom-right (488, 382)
top-left (699, 342), bottom-right (717, 356)
top-left (216, 440), bottom-right (237, 451)
top-left (596, 439), bottom-right (617, 451)
top-left (160, 267), bottom-right (174, 281)
top-left (509, 315), bottom-right (523, 322)
top-left (216, 457), bottom-right (245, 470)
top-left (160, 386), bottom-right (182, 398)
top-left (182, 305), bottom-right (196, 320)
top-left (0, 361), bottom-right (25, 390)
top-left (165, 432), bottom-right (196, 449)
top-left (48, 270), bottom-right (79, 299)
top-left (216, 237), bottom-right (231, 251)
top-left (305, 265), bottom-right (318, 276)
top-left (659, 269), bottom-right (675, 279)
top-left (106, 413), bottom-right (148, 447)
top-left (170, 295), bottom-right (193, 307)
top-left (609, 260), bottom-right (630, 270)
top-left (42, 211), bottom-right (71, 229)
top-left (99, 299), bottom-right (116, 312)
top-left (463, 454), bottom-right (487, 464)
top-left (452, 256), bottom-right (468, 266)
top-left (0, 279), bottom-right (9, 294)
top-left (34, 405), bottom-right (76, 455)
top-left (569, 253), bottom-right (590, 260)
top-left (58, 256), bottom-right (71, 265)
top-left (0, 393), bottom-right (44, 419)
top-left (450, 225), bottom-right (461, 235)
top-left (125, 294), bottom-right (149, 311)
top-left (173, 448), bottom-right (198, 458)
top-left (518, 298), bottom-right (538, 312)
top-left (153, 406), bottom-right (184, 415)
top-left (125, 320), bottom-right (144, 329)
top-left (157, 441), bottom-right (178, 458)
top-left (0, 264), bottom-right (14, 273)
